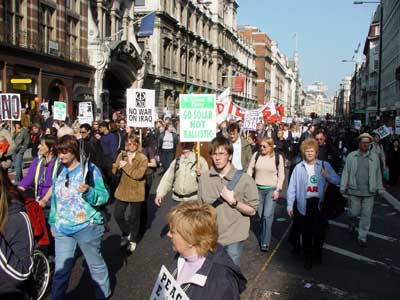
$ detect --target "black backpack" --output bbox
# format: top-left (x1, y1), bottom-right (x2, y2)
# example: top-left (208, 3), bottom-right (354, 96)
top-left (253, 150), bottom-right (282, 178)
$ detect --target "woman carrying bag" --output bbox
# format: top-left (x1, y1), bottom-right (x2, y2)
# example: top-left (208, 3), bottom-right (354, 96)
top-left (113, 135), bottom-right (148, 252)
top-left (247, 137), bottom-right (285, 252)
top-left (287, 138), bottom-right (339, 269)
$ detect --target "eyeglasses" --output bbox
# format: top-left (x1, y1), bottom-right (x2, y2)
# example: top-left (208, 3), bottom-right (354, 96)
top-left (316, 138), bottom-right (324, 141)
top-left (260, 145), bottom-right (268, 149)
top-left (65, 172), bottom-right (69, 188)
top-left (211, 152), bottom-right (228, 158)
top-left (80, 131), bottom-right (88, 134)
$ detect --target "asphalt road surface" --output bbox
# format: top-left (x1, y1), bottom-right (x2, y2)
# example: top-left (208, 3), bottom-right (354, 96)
top-left (41, 171), bottom-right (400, 300)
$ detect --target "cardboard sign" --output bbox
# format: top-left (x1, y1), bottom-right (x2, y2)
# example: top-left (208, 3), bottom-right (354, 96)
top-left (243, 110), bottom-right (259, 131)
top-left (354, 120), bottom-right (362, 131)
top-left (373, 125), bottom-right (391, 139)
top-left (126, 89), bottom-right (155, 128)
top-left (150, 265), bottom-right (190, 300)
top-left (395, 116), bottom-right (400, 135)
top-left (0, 93), bottom-right (21, 120)
top-left (53, 101), bottom-right (67, 121)
top-left (78, 102), bottom-right (94, 125)
top-left (180, 94), bottom-right (216, 142)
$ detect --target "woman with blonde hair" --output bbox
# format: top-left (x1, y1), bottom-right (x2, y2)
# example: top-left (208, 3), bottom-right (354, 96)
top-left (247, 137), bottom-right (285, 252)
top-left (0, 168), bottom-right (34, 299)
top-left (287, 138), bottom-right (339, 269)
top-left (166, 201), bottom-right (246, 299)
top-left (113, 135), bottom-right (148, 252)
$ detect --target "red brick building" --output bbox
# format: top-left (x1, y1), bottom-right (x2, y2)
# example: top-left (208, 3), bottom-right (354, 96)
top-left (0, 0), bottom-right (94, 117)
top-left (238, 25), bottom-right (272, 105)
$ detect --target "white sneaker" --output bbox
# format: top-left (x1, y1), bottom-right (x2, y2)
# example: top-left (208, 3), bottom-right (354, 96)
top-left (120, 234), bottom-right (131, 247)
top-left (127, 242), bottom-right (137, 252)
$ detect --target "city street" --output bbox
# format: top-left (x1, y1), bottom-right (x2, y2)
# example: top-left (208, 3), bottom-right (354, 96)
top-left (41, 171), bottom-right (400, 300)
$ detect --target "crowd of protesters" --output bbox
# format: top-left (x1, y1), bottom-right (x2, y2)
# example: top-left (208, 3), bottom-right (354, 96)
top-left (0, 106), bottom-right (399, 299)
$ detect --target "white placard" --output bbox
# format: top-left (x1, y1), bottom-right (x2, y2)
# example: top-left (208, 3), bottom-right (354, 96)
top-left (286, 117), bottom-right (293, 124)
top-left (180, 94), bottom-right (216, 142)
top-left (373, 125), bottom-right (391, 139)
top-left (78, 102), bottom-right (94, 125)
top-left (243, 110), bottom-right (259, 131)
top-left (395, 116), bottom-right (400, 135)
top-left (127, 89), bottom-right (155, 128)
top-left (354, 120), bottom-right (362, 130)
top-left (150, 265), bottom-right (190, 300)
top-left (53, 101), bottom-right (67, 121)
top-left (0, 93), bottom-right (21, 121)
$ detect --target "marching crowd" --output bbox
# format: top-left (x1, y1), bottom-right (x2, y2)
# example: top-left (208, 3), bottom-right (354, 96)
top-left (0, 109), bottom-right (399, 300)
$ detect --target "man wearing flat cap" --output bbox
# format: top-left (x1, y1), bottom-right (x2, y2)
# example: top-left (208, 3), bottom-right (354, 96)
top-left (340, 133), bottom-right (384, 247)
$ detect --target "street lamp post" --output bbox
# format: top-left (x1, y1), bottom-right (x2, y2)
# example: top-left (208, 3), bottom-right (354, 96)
top-left (354, 1), bottom-right (382, 122)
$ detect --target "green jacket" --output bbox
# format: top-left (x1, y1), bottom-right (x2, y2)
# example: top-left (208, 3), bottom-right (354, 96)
top-left (240, 136), bottom-right (253, 172)
top-left (340, 150), bottom-right (384, 195)
top-left (156, 151), bottom-right (209, 202)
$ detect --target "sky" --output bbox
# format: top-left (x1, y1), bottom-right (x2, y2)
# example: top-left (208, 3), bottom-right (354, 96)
top-left (237, 0), bottom-right (378, 96)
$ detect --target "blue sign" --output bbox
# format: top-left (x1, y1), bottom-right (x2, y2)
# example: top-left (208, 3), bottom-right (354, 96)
top-left (137, 12), bottom-right (156, 37)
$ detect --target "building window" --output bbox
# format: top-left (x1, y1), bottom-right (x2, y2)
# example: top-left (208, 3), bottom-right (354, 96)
top-left (135, 0), bottom-right (145, 6)
top-left (39, 4), bottom-right (55, 54)
top-left (374, 60), bottom-right (379, 70)
top-left (67, 17), bottom-right (79, 60)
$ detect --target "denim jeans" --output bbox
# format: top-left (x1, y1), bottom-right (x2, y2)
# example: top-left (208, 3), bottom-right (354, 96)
top-left (349, 195), bottom-right (375, 242)
top-left (12, 152), bottom-right (24, 183)
top-left (257, 188), bottom-right (276, 247)
top-left (224, 241), bottom-right (244, 267)
top-left (51, 223), bottom-right (111, 300)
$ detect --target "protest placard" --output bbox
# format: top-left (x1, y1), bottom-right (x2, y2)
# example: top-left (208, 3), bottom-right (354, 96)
top-left (354, 120), bottom-right (362, 130)
top-left (395, 116), bottom-right (400, 135)
top-left (243, 110), bottom-right (259, 131)
top-left (78, 102), bottom-right (94, 125)
top-left (0, 93), bottom-right (21, 121)
top-left (180, 94), bottom-right (216, 142)
top-left (286, 117), bottom-right (293, 124)
top-left (53, 101), bottom-right (67, 121)
top-left (150, 265), bottom-right (190, 300)
top-left (126, 89), bottom-right (155, 128)
top-left (373, 125), bottom-right (391, 139)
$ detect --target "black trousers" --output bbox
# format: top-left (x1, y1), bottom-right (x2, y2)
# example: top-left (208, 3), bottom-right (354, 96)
top-left (114, 200), bottom-right (142, 242)
top-left (291, 198), bottom-right (326, 262)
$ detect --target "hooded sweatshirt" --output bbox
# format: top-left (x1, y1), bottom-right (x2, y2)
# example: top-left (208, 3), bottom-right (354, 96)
top-left (0, 200), bottom-right (34, 300)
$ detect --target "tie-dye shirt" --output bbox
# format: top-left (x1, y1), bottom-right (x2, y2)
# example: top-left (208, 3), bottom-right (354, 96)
top-left (49, 162), bottom-right (109, 235)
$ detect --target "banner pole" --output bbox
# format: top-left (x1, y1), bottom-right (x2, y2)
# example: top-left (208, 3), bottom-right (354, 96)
top-left (139, 128), bottom-right (143, 150)
top-left (196, 141), bottom-right (200, 166)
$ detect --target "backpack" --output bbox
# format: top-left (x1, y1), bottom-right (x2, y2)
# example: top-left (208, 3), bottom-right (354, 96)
top-left (172, 156), bottom-right (198, 186)
top-left (253, 150), bottom-right (282, 178)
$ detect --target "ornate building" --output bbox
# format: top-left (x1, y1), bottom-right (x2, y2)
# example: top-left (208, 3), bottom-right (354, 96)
top-left (0, 0), bottom-right (94, 117)
top-left (135, 0), bottom-right (257, 114)
top-left (88, 0), bottom-right (144, 118)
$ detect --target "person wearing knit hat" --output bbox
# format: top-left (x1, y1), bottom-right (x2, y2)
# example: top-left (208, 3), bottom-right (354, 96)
top-left (340, 132), bottom-right (384, 247)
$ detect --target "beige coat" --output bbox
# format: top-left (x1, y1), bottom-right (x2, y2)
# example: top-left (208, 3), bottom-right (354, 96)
top-left (112, 151), bottom-right (148, 202)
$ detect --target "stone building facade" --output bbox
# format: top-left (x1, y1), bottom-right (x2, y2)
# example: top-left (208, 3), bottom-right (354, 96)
top-left (135, 0), bottom-right (257, 115)
top-left (0, 0), bottom-right (94, 117)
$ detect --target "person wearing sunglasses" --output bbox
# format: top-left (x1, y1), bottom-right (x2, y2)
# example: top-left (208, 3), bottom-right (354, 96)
top-left (112, 136), bottom-right (148, 252)
top-left (49, 135), bottom-right (110, 300)
top-left (79, 123), bottom-right (104, 170)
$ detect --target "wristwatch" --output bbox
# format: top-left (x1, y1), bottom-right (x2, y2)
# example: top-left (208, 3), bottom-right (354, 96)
top-left (231, 199), bottom-right (238, 208)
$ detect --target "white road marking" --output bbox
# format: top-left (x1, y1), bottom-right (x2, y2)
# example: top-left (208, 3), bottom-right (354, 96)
top-left (386, 212), bottom-right (397, 216)
top-left (382, 191), bottom-right (400, 212)
top-left (328, 220), bottom-right (399, 243)
top-left (323, 243), bottom-right (400, 273)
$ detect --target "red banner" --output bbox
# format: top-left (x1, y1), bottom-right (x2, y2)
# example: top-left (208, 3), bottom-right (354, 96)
top-left (232, 76), bottom-right (245, 93)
